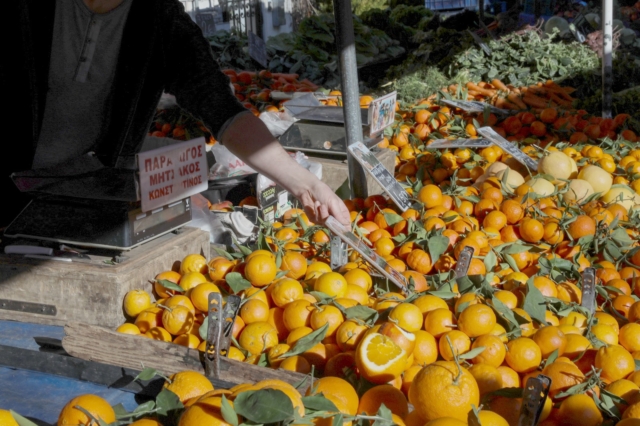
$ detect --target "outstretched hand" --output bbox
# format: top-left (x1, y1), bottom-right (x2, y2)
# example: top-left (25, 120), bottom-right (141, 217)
top-left (296, 179), bottom-right (351, 226)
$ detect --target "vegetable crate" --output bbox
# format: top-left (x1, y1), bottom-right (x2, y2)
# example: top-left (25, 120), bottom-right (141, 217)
top-left (424, 0), bottom-right (478, 10)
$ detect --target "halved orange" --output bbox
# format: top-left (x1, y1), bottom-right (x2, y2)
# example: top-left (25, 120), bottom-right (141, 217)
top-left (355, 332), bottom-right (407, 384)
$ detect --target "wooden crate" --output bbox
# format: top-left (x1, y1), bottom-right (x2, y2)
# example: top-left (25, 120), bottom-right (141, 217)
top-left (0, 227), bottom-right (210, 328)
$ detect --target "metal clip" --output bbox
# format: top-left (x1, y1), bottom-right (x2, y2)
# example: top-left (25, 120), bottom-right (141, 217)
top-left (330, 236), bottom-right (348, 271)
top-left (455, 246), bottom-right (474, 278)
top-left (518, 375), bottom-right (551, 426)
top-left (581, 267), bottom-right (596, 315)
top-left (204, 293), bottom-right (241, 379)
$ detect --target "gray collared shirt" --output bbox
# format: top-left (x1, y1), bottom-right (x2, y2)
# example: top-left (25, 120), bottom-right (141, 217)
top-left (33, 0), bottom-right (133, 169)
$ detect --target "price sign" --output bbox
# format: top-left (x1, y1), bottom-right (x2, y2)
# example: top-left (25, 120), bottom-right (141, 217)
top-left (196, 12), bottom-right (217, 37)
top-left (138, 137), bottom-right (208, 212)
top-left (428, 138), bottom-right (492, 149)
top-left (348, 142), bottom-right (411, 212)
top-left (442, 99), bottom-right (508, 116)
top-left (325, 216), bottom-right (408, 292)
top-left (478, 126), bottom-right (539, 171)
top-left (248, 32), bottom-right (268, 68)
top-left (369, 92), bottom-right (397, 136)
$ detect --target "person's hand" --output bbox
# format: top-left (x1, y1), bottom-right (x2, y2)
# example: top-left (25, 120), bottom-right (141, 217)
top-left (295, 179), bottom-right (351, 226)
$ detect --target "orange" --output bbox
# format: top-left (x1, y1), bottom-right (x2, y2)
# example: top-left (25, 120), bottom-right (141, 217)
top-left (238, 321), bottom-right (278, 355)
top-left (541, 360), bottom-right (585, 399)
top-left (532, 326), bottom-right (567, 359)
top-left (359, 384), bottom-right (409, 419)
top-left (567, 215), bottom-right (596, 240)
top-left (244, 255), bottom-right (277, 287)
top-left (343, 268), bottom-right (373, 292)
top-left (389, 303), bottom-right (423, 332)
top-left (596, 344), bottom-right (635, 382)
top-left (563, 334), bottom-right (592, 359)
top-left (123, 290), bottom-right (152, 317)
top-left (438, 330), bottom-right (471, 361)
top-left (412, 330), bottom-right (438, 366)
top-left (128, 420), bottom-right (163, 426)
top-left (496, 366), bottom-right (520, 388)
top-left (240, 299), bottom-right (270, 324)
top-left (606, 379), bottom-right (640, 411)
top-left (406, 249), bottom-right (433, 274)
top-left (281, 251), bottom-right (308, 280)
top-left (402, 271), bottom-right (429, 292)
top-left (418, 184), bottom-right (443, 208)
top-left (180, 254), bottom-right (208, 275)
top-left (280, 355), bottom-right (312, 374)
top-left (413, 294), bottom-right (448, 315)
top-left (58, 394), bottom-right (116, 425)
top-left (310, 305), bottom-right (344, 338)
top-left (179, 271), bottom-right (209, 292)
top-left (519, 218), bottom-right (544, 243)
top-left (163, 295), bottom-right (196, 315)
top-left (154, 270), bottom-right (181, 298)
top-left (135, 307), bottom-right (163, 333)
top-left (424, 308), bottom-right (456, 338)
top-left (283, 300), bottom-right (314, 331)
top-left (173, 333), bottom-right (200, 348)
top-left (189, 282), bottom-right (221, 312)
top-left (619, 323), bottom-right (640, 353)
top-left (470, 334), bottom-right (506, 367)
top-left (116, 323), bottom-right (141, 335)
top-left (477, 411), bottom-right (509, 426)
top-left (505, 337), bottom-right (542, 373)
top-left (162, 305), bottom-right (195, 335)
top-left (178, 397), bottom-right (233, 426)
top-left (314, 272), bottom-right (348, 298)
top-left (164, 371), bottom-right (214, 404)
top-left (335, 320), bottom-right (368, 352)
top-left (556, 394), bottom-right (603, 426)
top-left (409, 361), bottom-right (480, 422)
top-left (270, 278), bottom-right (304, 307)
top-left (286, 326), bottom-right (313, 346)
top-left (306, 376), bottom-right (359, 416)
top-left (457, 304), bottom-right (496, 337)
top-left (468, 364), bottom-right (503, 396)
top-left (355, 333), bottom-right (407, 384)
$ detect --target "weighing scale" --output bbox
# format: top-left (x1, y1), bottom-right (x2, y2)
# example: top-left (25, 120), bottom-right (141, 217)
top-left (278, 93), bottom-right (382, 156)
top-left (4, 165), bottom-right (193, 251)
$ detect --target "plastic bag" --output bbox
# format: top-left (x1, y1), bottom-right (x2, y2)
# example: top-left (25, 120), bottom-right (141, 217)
top-left (259, 111), bottom-right (296, 137)
top-left (209, 143), bottom-right (257, 179)
top-left (189, 194), bottom-right (234, 244)
top-left (157, 92), bottom-right (178, 109)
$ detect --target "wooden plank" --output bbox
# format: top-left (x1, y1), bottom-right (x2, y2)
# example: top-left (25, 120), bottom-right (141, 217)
top-left (62, 322), bottom-right (309, 389)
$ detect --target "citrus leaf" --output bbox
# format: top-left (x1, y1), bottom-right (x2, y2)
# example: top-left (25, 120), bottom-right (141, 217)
top-left (221, 394), bottom-right (239, 426)
top-left (234, 389), bottom-right (295, 423)
top-left (345, 305), bottom-right (378, 323)
top-left (459, 346), bottom-right (486, 360)
top-left (383, 212), bottom-right (404, 226)
top-left (427, 235), bottom-right (450, 265)
top-left (484, 250), bottom-right (497, 272)
top-left (546, 349), bottom-right (559, 365)
top-left (276, 270), bottom-right (290, 279)
top-left (503, 254), bottom-right (520, 272)
top-left (134, 367), bottom-right (159, 382)
top-left (72, 406), bottom-right (110, 426)
top-left (257, 352), bottom-right (269, 367)
top-left (157, 279), bottom-right (184, 293)
top-left (226, 272), bottom-right (252, 294)
top-left (332, 413), bottom-right (344, 426)
top-left (282, 323), bottom-right (329, 358)
top-left (490, 296), bottom-right (521, 332)
top-left (214, 246), bottom-right (235, 261)
top-left (426, 290), bottom-right (458, 299)
top-left (302, 396), bottom-right (339, 412)
top-left (310, 291), bottom-right (333, 302)
top-left (503, 244), bottom-right (531, 255)
top-left (155, 389), bottom-right (184, 416)
top-left (467, 404), bottom-right (482, 426)
top-left (113, 404), bottom-right (128, 418)
top-left (133, 400), bottom-right (156, 414)
top-left (523, 279), bottom-right (548, 324)
top-left (10, 411), bottom-right (39, 426)
top-left (376, 404), bottom-right (394, 426)
top-left (199, 316), bottom-right (209, 341)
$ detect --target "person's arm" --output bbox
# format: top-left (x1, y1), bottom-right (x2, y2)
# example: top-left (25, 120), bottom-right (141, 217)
top-left (220, 112), bottom-right (350, 226)
top-left (160, 1), bottom-right (349, 225)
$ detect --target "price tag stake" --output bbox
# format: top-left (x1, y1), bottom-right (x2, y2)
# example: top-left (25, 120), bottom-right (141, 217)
top-left (581, 267), bottom-right (596, 315)
top-left (330, 236), bottom-right (348, 271)
top-left (478, 126), bottom-right (539, 172)
top-left (205, 293), bottom-right (241, 379)
top-left (518, 375), bottom-right (552, 426)
top-left (455, 246), bottom-right (474, 278)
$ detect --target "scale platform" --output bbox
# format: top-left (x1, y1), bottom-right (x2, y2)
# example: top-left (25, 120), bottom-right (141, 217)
top-left (4, 196), bottom-right (192, 251)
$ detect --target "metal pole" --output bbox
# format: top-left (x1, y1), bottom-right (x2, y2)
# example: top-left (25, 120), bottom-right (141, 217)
top-left (602, 0), bottom-right (613, 118)
top-left (333, 0), bottom-right (368, 199)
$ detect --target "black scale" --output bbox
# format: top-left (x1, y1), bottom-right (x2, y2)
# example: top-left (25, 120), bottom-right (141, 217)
top-left (4, 163), bottom-right (192, 251)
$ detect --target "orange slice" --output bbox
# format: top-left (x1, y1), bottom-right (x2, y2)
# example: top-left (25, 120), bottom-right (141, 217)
top-left (356, 332), bottom-right (407, 384)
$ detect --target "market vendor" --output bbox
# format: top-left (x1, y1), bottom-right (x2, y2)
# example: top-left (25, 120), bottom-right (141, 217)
top-left (1, 0), bottom-right (350, 228)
